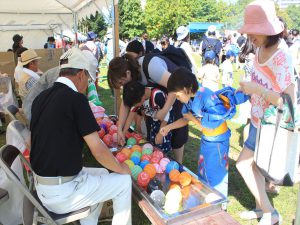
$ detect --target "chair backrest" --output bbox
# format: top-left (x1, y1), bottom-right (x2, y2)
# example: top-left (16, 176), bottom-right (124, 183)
top-left (0, 145), bottom-right (57, 225)
top-left (0, 187), bottom-right (9, 205)
top-left (6, 120), bottom-right (30, 152)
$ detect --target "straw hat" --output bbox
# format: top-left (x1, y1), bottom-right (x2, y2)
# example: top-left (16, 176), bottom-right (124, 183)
top-left (20, 49), bottom-right (41, 66)
top-left (238, 0), bottom-right (284, 35)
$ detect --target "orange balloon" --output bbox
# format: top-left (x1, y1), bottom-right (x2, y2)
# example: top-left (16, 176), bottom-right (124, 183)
top-left (131, 145), bottom-right (142, 153)
top-left (179, 171), bottom-right (192, 187)
top-left (121, 148), bottom-right (132, 158)
top-left (169, 169), bottom-right (180, 183)
top-left (143, 164), bottom-right (156, 179)
top-left (191, 176), bottom-right (201, 184)
top-left (169, 183), bottom-right (180, 191)
top-left (181, 185), bottom-right (191, 199)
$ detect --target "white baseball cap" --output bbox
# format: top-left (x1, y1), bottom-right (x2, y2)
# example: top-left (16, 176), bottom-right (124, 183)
top-left (208, 25), bottom-right (217, 32)
top-left (176, 26), bottom-right (189, 41)
top-left (82, 50), bottom-right (98, 81)
top-left (59, 48), bottom-right (94, 80)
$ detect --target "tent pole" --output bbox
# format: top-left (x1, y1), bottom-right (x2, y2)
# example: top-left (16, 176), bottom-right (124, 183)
top-left (73, 12), bottom-right (78, 47)
top-left (113, 0), bottom-right (120, 115)
top-left (295, 184), bottom-right (300, 225)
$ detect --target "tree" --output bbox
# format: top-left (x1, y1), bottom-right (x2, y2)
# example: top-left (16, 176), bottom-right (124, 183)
top-left (143, 0), bottom-right (230, 39)
top-left (223, 0), bottom-right (252, 30)
top-left (286, 5), bottom-right (300, 29)
top-left (119, 0), bottom-right (145, 39)
top-left (79, 11), bottom-right (108, 39)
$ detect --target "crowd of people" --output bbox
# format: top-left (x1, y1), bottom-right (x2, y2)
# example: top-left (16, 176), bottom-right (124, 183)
top-left (1, 0), bottom-right (300, 225)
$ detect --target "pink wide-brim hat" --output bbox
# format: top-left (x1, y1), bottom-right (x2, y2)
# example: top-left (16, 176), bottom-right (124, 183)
top-left (238, 0), bottom-right (284, 36)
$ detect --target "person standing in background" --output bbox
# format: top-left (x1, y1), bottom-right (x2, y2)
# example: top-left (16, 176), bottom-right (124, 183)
top-left (176, 25), bottom-right (198, 74)
top-left (12, 34), bottom-right (24, 65)
top-left (141, 32), bottom-right (154, 54)
top-left (221, 50), bottom-right (234, 88)
top-left (160, 36), bottom-right (170, 51)
top-left (197, 50), bottom-right (220, 91)
top-left (44, 37), bottom-right (56, 49)
top-left (84, 31), bottom-right (99, 60)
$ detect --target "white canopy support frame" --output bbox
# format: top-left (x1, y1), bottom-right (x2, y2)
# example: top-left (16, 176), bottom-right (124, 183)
top-left (0, 0), bottom-right (114, 51)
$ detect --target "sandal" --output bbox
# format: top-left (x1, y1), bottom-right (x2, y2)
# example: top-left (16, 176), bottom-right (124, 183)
top-left (240, 209), bottom-right (263, 220)
top-left (258, 210), bottom-right (282, 225)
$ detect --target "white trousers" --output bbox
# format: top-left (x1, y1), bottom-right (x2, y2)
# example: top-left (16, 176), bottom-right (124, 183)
top-left (35, 167), bottom-right (132, 225)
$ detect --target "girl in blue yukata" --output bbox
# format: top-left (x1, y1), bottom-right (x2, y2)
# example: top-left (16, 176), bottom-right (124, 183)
top-left (160, 67), bottom-right (248, 201)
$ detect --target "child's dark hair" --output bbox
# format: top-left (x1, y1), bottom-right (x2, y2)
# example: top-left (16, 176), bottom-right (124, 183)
top-left (167, 67), bottom-right (198, 94)
top-left (123, 81), bottom-right (145, 107)
top-left (238, 38), bottom-right (256, 63)
top-left (205, 58), bottom-right (214, 64)
top-left (126, 40), bottom-right (144, 55)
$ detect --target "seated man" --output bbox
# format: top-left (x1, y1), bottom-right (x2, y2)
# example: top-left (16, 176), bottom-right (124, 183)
top-left (23, 50), bottom-right (97, 121)
top-left (30, 48), bottom-right (132, 225)
top-left (18, 49), bottom-right (41, 99)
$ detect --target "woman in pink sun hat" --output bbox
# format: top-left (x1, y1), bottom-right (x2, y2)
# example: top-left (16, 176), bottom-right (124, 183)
top-left (236, 1), bottom-right (296, 225)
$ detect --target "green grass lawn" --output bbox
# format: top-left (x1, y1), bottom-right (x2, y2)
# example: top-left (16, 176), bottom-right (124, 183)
top-left (0, 54), bottom-right (297, 225)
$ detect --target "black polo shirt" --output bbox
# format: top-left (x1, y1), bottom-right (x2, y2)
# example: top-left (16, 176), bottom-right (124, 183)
top-left (30, 81), bottom-right (99, 177)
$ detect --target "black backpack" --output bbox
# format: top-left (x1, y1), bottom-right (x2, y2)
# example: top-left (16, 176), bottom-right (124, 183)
top-left (142, 45), bottom-right (192, 89)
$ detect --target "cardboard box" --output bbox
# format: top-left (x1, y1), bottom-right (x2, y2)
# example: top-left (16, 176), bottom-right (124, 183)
top-left (0, 52), bottom-right (15, 77)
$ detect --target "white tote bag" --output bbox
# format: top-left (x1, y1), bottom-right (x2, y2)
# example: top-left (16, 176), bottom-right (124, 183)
top-left (254, 94), bottom-right (300, 186)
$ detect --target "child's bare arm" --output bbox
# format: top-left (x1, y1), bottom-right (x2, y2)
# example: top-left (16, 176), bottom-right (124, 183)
top-left (155, 93), bottom-right (176, 121)
top-left (183, 113), bottom-right (202, 129)
top-left (155, 120), bottom-right (168, 144)
top-left (160, 118), bottom-right (188, 136)
top-left (122, 111), bottom-right (136, 134)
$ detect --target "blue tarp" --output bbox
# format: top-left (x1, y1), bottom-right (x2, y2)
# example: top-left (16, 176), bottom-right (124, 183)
top-left (188, 22), bottom-right (224, 33)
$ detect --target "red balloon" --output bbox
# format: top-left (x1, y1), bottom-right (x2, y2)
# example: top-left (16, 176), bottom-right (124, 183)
top-left (132, 133), bottom-right (143, 142)
top-left (141, 154), bottom-right (151, 161)
top-left (116, 152), bottom-right (127, 163)
top-left (150, 156), bottom-right (160, 164)
top-left (152, 150), bottom-right (164, 160)
top-left (103, 134), bottom-right (113, 147)
top-left (125, 132), bottom-right (133, 139)
top-left (98, 128), bottom-right (106, 139)
top-left (137, 172), bottom-right (150, 187)
top-left (105, 121), bottom-right (114, 130)
top-left (109, 125), bottom-right (118, 135)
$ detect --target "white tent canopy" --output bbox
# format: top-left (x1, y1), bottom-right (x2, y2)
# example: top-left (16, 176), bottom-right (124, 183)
top-left (0, 0), bottom-right (113, 51)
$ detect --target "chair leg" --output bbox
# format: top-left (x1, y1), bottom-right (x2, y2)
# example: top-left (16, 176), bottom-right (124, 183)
top-left (33, 208), bottom-right (38, 225)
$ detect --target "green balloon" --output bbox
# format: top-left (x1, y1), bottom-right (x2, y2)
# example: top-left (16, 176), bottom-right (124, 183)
top-left (131, 151), bottom-right (142, 159)
top-left (142, 148), bottom-right (153, 155)
top-left (130, 165), bottom-right (142, 180)
top-left (127, 137), bottom-right (137, 145)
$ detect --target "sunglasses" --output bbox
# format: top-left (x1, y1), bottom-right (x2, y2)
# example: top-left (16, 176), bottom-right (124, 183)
top-left (161, 41), bottom-right (166, 45)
